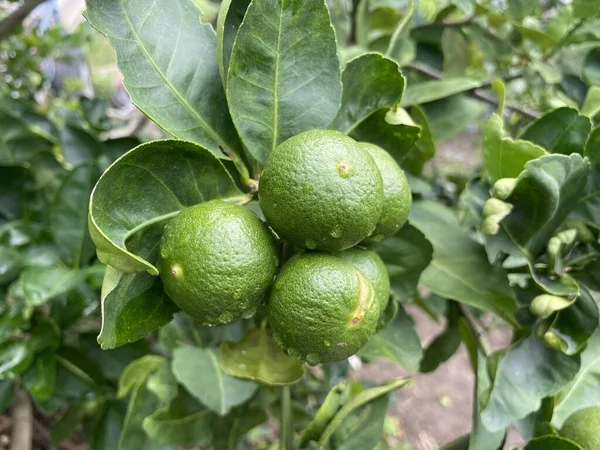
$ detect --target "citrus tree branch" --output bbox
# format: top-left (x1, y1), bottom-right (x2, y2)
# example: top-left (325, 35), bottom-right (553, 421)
top-left (405, 61), bottom-right (540, 119)
top-left (10, 389), bottom-right (32, 450)
top-left (0, 0), bottom-right (47, 41)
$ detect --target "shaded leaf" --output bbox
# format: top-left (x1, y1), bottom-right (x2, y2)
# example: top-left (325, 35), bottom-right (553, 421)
top-left (22, 351), bottom-right (56, 401)
top-left (420, 303), bottom-right (461, 373)
top-left (218, 327), bottom-right (305, 386)
top-left (172, 345), bottom-right (258, 415)
top-left (442, 28), bottom-right (468, 76)
top-left (226, 0), bottom-right (342, 162)
top-left (423, 94), bottom-right (486, 143)
top-left (583, 48), bottom-right (600, 86)
top-left (0, 341), bottom-right (34, 378)
top-left (118, 355), bottom-right (166, 398)
top-left (402, 106), bottom-right (436, 175)
top-left (59, 126), bottom-right (104, 168)
top-left (410, 201), bottom-right (518, 325)
top-left (0, 380), bottom-right (14, 413)
top-left (216, 0), bottom-right (250, 89)
top-left (88, 139), bottom-right (247, 275)
top-left (84, 0), bottom-right (240, 158)
top-left (211, 404), bottom-right (267, 450)
top-left (573, 125), bottom-right (600, 228)
top-left (330, 53), bottom-right (405, 134)
top-left (401, 78), bottom-right (482, 107)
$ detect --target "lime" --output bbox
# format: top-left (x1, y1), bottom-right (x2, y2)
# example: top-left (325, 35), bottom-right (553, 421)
top-left (561, 407), bottom-right (600, 450)
top-left (267, 253), bottom-right (379, 365)
top-left (335, 247), bottom-right (390, 314)
top-left (157, 200), bottom-right (278, 326)
top-left (359, 143), bottom-right (411, 244)
top-left (259, 129), bottom-right (384, 251)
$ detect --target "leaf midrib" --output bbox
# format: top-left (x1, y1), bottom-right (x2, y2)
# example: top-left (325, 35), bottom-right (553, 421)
top-left (119, 0), bottom-right (226, 150)
top-left (271, 5), bottom-right (284, 152)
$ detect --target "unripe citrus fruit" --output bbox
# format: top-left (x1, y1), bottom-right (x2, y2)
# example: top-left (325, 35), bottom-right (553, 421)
top-left (560, 407), bottom-right (600, 449)
top-left (267, 253), bottom-right (379, 365)
top-left (157, 200), bottom-right (278, 326)
top-left (359, 143), bottom-right (411, 244)
top-left (259, 130), bottom-right (384, 251)
top-left (335, 247), bottom-right (390, 314)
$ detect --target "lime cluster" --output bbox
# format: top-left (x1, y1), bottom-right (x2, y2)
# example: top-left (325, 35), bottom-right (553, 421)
top-left (157, 129), bottom-right (412, 365)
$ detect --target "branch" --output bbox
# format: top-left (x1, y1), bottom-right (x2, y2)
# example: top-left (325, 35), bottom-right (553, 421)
top-left (10, 389), bottom-right (32, 450)
top-left (0, 0), bottom-right (47, 41)
top-left (405, 61), bottom-right (540, 119)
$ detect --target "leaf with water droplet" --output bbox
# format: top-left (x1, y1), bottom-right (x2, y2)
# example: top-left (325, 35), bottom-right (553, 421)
top-left (218, 327), bottom-right (305, 386)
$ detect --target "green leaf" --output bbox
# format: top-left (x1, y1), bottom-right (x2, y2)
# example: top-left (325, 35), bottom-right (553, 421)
top-left (402, 106), bottom-right (436, 175)
top-left (481, 333), bottom-right (581, 432)
top-left (226, 0), bottom-right (342, 163)
top-left (442, 28), bottom-right (468, 77)
top-left (401, 78), bottom-right (482, 107)
top-left (85, 401), bottom-right (127, 450)
top-left (573, 0), bottom-right (600, 18)
top-left (515, 397), bottom-right (556, 442)
top-left (0, 380), bottom-right (14, 413)
top-left (316, 378), bottom-right (410, 449)
top-left (483, 113), bottom-right (547, 183)
top-left (84, 0), bottom-right (240, 159)
top-left (420, 303), bottom-right (461, 373)
top-left (523, 435), bottom-right (584, 450)
top-left (22, 351), bottom-right (56, 401)
top-left (59, 126), bottom-right (104, 168)
top-left (143, 391), bottom-right (214, 447)
top-left (373, 223), bottom-right (433, 300)
top-left (351, 107), bottom-right (421, 163)
top-left (51, 164), bottom-right (96, 267)
top-left (211, 404), bottom-right (267, 450)
top-left (423, 94), bottom-right (486, 143)
top-left (218, 327), bottom-right (305, 386)
top-left (330, 53), bottom-right (405, 134)
top-left (552, 329), bottom-right (600, 428)
top-left (410, 201), bottom-right (518, 325)
top-left (172, 345), bottom-right (258, 415)
top-left (118, 355), bottom-right (166, 398)
top-left (385, 0), bottom-right (416, 66)
top-left (519, 108), bottom-right (591, 155)
top-left (500, 154), bottom-right (590, 257)
top-left (0, 341), bottom-right (34, 378)
top-left (20, 266), bottom-right (100, 307)
top-left (88, 139), bottom-right (247, 275)
top-left (0, 105), bottom-right (55, 164)
top-left (329, 395), bottom-right (389, 450)
top-left (581, 86), bottom-right (600, 118)
top-left (216, 0), bottom-right (250, 89)
top-left (573, 125), bottom-right (600, 228)
top-left (359, 305), bottom-right (422, 372)
top-left (584, 48), bottom-right (600, 87)
top-left (300, 382), bottom-right (350, 448)
top-left (506, 0), bottom-right (540, 20)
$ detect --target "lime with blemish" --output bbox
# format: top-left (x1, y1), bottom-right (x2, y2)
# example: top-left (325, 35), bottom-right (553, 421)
top-left (157, 200), bottom-right (278, 326)
top-left (267, 253), bottom-right (379, 365)
top-left (259, 129), bottom-right (384, 252)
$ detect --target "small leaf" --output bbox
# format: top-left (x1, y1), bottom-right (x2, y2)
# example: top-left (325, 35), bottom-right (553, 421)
top-left (401, 78), bottom-right (482, 107)
top-left (88, 139), bottom-right (247, 275)
top-left (410, 201), bottom-right (519, 325)
top-left (51, 164), bottom-right (96, 267)
top-left (84, 0), bottom-right (240, 159)
top-left (523, 435), bottom-right (583, 450)
top-left (226, 0), bottom-right (342, 162)
top-left (300, 382), bottom-right (350, 448)
top-left (552, 329), bottom-right (600, 428)
top-left (218, 327), bottom-right (305, 386)
top-left (118, 355), bottom-right (166, 398)
top-left (581, 86), bottom-right (600, 118)
top-left (216, 0), bottom-right (250, 89)
top-left (172, 345), bottom-right (258, 416)
top-left (500, 154), bottom-right (590, 257)
top-left (483, 113), bottom-right (547, 183)
top-left (359, 305), bottom-right (422, 373)
top-left (481, 333), bottom-right (580, 432)
top-left (520, 108), bottom-right (591, 155)
top-left (316, 378), bottom-right (410, 449)
top-left (330, 53), bottom-right (405, 134)
top-left (373, 223), bottom-right (433, 300)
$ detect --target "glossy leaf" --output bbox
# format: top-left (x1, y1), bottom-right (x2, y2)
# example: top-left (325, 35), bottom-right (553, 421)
top-left (316, 378), bottom-right (410, 449)
top-left (523, 435), bottom-right (583, 450)
top-left (51, 164), bottom-right (96, 267)
top-left (88, 139), bottom-right (247, 275)
top-left (410, 201), bottom-right (518, 326)
top-left (84, 0), bottom-right (240, 159)
top-left (359, 305), bottom-right (422, 373)
top-left (483, 113), bottom-right (546, 183)
top-left (501, 154), bottom-right (590, 257)
top-left (330, 53), bottom-right (405, 134)
top-left (218, 327), bottom-right (305, 386)
top-left (401, 78), bottom-right (482, 107)
top-left (226, 0), bottom-right (342, 162)
top-left (481, 333), bottom-right (580, 432)
top-left (373, 223), bottom-right (433, 300)
top-left (216, 0), bottom-right (250, 89)
top-left (552, 329), bottom-right (600, 428)
top-left (172, 345), bottom-right (258, 416)
top-left (519, 108), bottom-right (591, 155)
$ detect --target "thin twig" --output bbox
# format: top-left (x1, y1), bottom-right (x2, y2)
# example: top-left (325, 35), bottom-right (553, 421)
top-left (405, 61), bottom-right (540, 119)
top-left (10, 390), bottom-right (32, 450)
top-left (0, 0), bottom-right (47, 41)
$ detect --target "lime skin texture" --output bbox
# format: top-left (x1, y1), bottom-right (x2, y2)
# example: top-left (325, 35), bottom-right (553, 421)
top-left (259, 129), bottom-right (384, 252)
top-left (267, 253), bottom-right (380, 365)
top-left (157, 199), bottom-right (278, 326)
top-left (359, 142), bottom-right (412, 244)
top-left (560, 407), bottom-right (600, 450)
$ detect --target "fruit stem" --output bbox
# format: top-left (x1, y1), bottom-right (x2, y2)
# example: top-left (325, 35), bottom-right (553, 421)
top-left (280, 386), bottom-right (293, 450)
top-left (221, 145), bottom-right (252, 188)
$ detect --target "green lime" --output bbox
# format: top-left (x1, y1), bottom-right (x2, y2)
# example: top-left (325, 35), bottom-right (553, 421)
top-left (359, 143), bottom-right (411, 244)
top-left (267, 253), bottom-right (379, 365)
top-left (335, 247), bottom-right (390, 314)
top-left (157, 200), bottom-right (278, 326)
top-left (561, 407), bottom-right (600, 450)
top-left (259, 130), bottom-right (384, 252)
